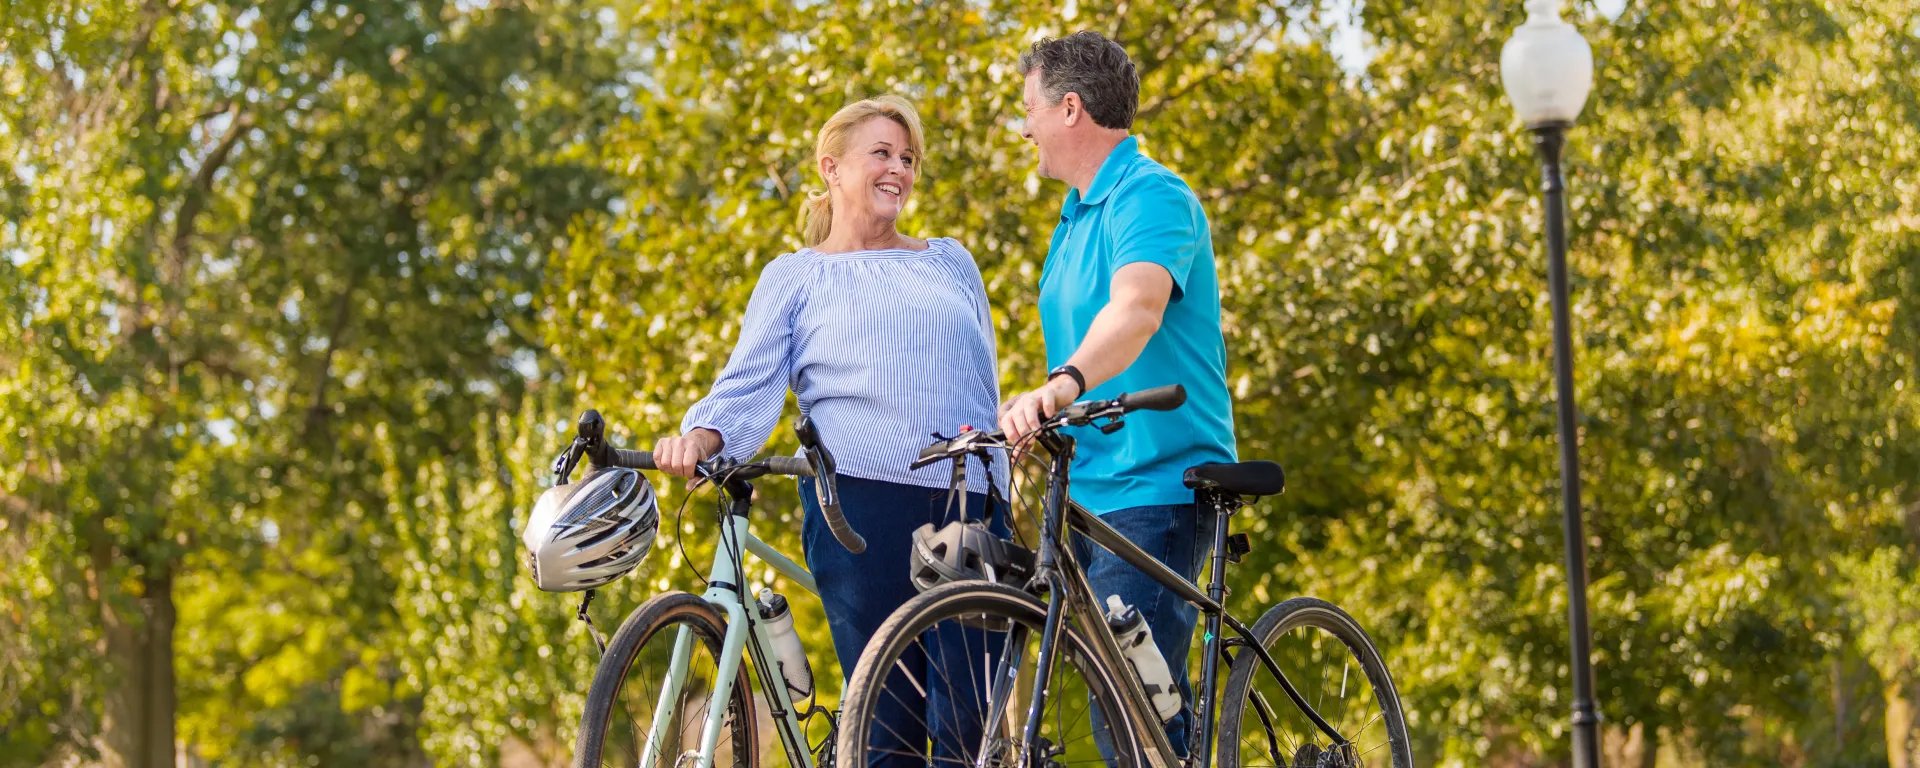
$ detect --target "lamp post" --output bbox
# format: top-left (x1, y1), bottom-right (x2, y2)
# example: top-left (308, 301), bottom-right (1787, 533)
top-left (1500, 1), bottom-right (1601, 766)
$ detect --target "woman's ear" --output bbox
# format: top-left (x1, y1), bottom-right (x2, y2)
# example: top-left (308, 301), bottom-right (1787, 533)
top-left (820, 155), bottom-right (839, 185)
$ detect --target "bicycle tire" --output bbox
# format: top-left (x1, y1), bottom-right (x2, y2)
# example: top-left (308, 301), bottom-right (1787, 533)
top-left (1216, 597), bottom-right (1412, 768)
top-left (575, 591), bottom-right (758, 768)
top-left (835, 580), bottom-right (1143, 767)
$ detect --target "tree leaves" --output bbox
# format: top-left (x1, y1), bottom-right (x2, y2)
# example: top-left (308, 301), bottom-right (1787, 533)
top-left (5, 0), bottom-right (1918, 765)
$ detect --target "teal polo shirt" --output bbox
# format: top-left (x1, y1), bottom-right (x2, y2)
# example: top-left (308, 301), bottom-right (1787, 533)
top-left (1038, 136), bottom-right (1237, 514)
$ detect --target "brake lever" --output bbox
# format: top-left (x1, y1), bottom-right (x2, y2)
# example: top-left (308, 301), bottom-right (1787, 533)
top-left (691, 455), bottom-right (737, 490)
top-left (550, 437), bottom-right (587, 484)
top-left (1059, 398), bottom-right (1126, 429)
top-left (797, 415), bottom-right (841, 503)
top-left (796, 414), bottom-right (862, 553)
top-left (808, 445), bottom-right (840, 509)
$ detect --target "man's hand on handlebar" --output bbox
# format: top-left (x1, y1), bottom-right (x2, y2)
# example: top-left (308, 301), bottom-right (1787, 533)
top-left (998, 375), bottom-right (1081, 443)
top-left (654, 428), bottom-right (723, 478)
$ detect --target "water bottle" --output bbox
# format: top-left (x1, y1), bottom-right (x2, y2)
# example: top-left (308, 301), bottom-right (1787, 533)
top-left (758, 589), bottom-right (813, 698)
top-left (1105, 595), bottom-right (1181, 722)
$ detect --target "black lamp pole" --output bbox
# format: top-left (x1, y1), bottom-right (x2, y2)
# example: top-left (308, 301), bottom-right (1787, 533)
top-left (1532, 122), bottom-right (1602, 768)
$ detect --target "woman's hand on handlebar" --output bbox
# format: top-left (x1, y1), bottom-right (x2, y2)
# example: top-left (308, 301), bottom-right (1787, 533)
top-left (998, 375), bottom-right (1081, 443)
top-left (654, 428), bottom-right (723, 478)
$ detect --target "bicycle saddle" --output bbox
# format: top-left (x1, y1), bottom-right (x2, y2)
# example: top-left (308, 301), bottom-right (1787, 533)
top-left (1182, 460), bottom-right (1286, 497)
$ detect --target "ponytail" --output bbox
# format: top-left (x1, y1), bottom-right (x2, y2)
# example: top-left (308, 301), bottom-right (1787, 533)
top-left (801, 189), bottom-right (833, 246)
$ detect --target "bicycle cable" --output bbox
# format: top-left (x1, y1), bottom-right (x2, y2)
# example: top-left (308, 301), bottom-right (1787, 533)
top-left (709, 464), bottom-right (751, 578)
top-left (672, 490), bottom-right (707, 590)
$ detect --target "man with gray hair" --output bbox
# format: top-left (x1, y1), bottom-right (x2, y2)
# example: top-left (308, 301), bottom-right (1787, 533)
top-left (999, 29), bottom-right (1237, 759)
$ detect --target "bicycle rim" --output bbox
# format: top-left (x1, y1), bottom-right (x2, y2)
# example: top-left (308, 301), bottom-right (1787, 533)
top-left (836, 580), bottom-right (1140, 768)
top-left (575, 592), bottom-right (757, 768)
top-left (1217, 598), bottom-right (1411, 768)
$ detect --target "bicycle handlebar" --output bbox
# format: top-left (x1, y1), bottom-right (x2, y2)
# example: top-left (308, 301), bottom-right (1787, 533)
top-left (557, 409), bottom-right (861, 552)
top-left (911, 384), bottom-right (1190, 468)
top-left (1116, 383), bottom-right (1186, 413)
top-left (795, 414), bottom-right (864, 554)
top-left (593, 446), bottom-right (815, 478)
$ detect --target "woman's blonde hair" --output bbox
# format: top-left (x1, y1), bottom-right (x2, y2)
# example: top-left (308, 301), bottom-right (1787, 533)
top-left (801, 95), bottom-right (927, 246)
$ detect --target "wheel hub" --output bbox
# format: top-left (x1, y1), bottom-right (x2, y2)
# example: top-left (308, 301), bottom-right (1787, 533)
top-left (1290, 742), bottom-right (1361, 768)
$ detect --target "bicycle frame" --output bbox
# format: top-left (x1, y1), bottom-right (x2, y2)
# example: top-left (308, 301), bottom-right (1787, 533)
top-left (638, 481), bottom-right (823, 768)
top-left (1002, 433), bottom-right (1349, 768)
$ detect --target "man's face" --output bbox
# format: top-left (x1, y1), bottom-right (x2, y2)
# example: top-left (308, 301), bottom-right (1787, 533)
top-left (1020, 71), bottom-right (1068, 181)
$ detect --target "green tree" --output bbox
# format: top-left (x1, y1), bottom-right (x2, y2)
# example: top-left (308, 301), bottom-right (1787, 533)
top-left (4, 0), bottom-right (625, 764)
top-left (7, 0), bottom-right (1918, 765)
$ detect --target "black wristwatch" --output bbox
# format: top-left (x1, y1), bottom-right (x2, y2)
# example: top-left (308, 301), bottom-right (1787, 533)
top-left (1047, 364), bottom-right (1086, 399)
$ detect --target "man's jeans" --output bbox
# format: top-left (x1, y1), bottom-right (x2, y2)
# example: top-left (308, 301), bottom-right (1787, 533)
top-left (1073, 502), bottom-right (1217, 761)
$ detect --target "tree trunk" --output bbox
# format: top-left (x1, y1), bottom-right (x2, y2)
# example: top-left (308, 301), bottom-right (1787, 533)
top-left (1834, 656), bottom-right (1850, 752)
top-left (1605, 721), bottom-right (1658, 768)
top-left (97, 557), bottom-right (177, 768)
top-left (144, 568), bottom-right (177, 768)
top-left (1896, 494), bottom-right (1920, 768)
top-left (1889, 679), bottom-right (1919, 768)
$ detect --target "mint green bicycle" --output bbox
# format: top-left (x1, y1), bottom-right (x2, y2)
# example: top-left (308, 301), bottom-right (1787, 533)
top-left (549, 410), bottom-right (864, 768)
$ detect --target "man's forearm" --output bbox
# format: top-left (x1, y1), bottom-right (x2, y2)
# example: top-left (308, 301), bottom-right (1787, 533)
top-left (1062, 300), bottom-right (1162, 393)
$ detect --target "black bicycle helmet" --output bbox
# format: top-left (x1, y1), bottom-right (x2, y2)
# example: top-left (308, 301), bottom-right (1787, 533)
top-left (909, 520), bottom-right (1036, 591)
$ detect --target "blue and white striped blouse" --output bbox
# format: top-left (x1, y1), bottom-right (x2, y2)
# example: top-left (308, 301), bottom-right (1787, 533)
top-left (681, 237), bottom-right (1008, 495)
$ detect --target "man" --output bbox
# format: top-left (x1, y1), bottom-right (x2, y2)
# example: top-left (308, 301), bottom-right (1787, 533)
top-left (998, 30), bottom-right (1237, 758)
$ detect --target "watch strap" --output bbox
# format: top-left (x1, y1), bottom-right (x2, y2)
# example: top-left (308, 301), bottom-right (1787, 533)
top-left (1047, 364), bottom-right (1087, 399)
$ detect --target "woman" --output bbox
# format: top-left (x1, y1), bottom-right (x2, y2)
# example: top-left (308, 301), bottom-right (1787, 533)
top-left (653, 95), bottom-right (1005, 767)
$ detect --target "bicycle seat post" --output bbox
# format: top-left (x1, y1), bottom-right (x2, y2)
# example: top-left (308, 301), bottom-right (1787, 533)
top-left (1193, 490), bottom-right (1241, 768)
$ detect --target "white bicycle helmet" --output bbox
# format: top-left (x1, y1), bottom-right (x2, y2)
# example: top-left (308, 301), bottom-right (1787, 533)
top-left (522, 466), bottom-right (659, 592)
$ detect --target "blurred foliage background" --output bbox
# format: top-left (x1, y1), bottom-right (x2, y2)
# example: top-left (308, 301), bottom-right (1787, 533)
top-left (4, 0), bottom-right (1919, 765)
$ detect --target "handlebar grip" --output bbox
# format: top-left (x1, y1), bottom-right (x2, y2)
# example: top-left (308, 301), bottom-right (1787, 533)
top-left (821, 499), bottom-right (866, 554)
top-left (606, 448), bottom-right (657, 470)
top-left (764, 456), bottom-right (816, 477)
top-left (792, 414), bottom-right (862, 553)
top-left (1119, 384), bottom-right (1187, 412)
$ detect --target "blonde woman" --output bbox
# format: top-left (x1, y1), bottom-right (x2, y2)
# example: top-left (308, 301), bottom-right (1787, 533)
top-left (654, 95), bottom-right (1007, 767)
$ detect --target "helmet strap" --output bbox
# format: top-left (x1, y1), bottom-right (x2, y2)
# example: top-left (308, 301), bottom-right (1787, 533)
top-left (577, 588), bottom-right (609, 655)
top-left (980, 452), bottom-right (1007, 530)
top-left (941, 456), bottom-right (968, 524)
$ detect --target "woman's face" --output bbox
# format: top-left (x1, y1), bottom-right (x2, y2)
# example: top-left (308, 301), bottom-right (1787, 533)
top-left (825, 116), bottom-right (917, 224)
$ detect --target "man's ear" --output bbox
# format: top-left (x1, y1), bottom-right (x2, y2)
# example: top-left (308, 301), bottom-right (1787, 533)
top-left (1062, 92), bottom-right (1084, 128)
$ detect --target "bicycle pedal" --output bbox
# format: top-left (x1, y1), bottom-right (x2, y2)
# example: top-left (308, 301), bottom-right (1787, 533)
top-left (1226, 533), bottom-right (1251, 563)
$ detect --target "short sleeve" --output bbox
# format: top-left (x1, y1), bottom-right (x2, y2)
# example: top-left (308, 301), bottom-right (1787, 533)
top-left (1108, 174), bottom-right (1205, 302)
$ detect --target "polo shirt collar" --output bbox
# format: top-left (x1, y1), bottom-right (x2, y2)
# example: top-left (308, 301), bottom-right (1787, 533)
top-left (1064, 135), bottom-right (1140, 210)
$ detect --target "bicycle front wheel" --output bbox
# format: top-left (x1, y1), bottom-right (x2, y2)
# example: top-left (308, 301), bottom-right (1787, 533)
top-left (1216, 598), bottom-right (1411, 768)
top-left (836, 580), bottom-right (1141, 768)
top-left (575, 591), bottom-right (758, 768)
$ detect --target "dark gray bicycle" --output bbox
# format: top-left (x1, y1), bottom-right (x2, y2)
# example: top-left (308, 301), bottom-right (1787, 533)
top-left (833, 384), bottom-right (1411, 768)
